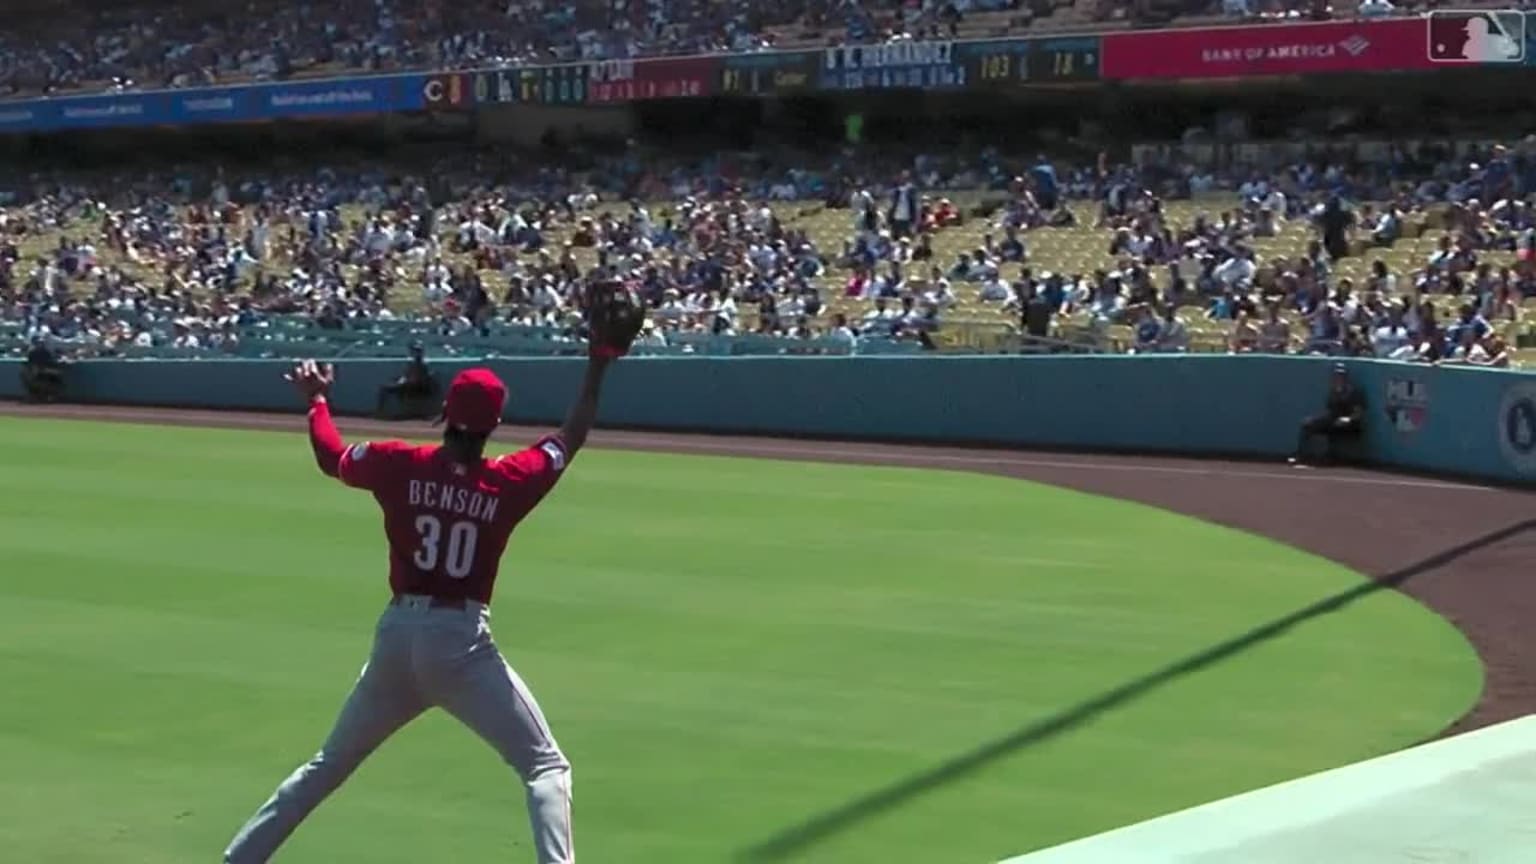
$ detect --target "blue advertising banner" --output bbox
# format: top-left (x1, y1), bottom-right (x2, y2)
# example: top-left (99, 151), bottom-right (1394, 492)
top-left (0, 73), bottom-right (428, 134)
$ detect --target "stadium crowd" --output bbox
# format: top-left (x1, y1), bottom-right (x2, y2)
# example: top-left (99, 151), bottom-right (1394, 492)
top-left (0, 0), bottom-right (993, 97)
top-left (2, 135), bottom-right (1534, 366)
top-left (0, 0), bottom-right (1461, 99)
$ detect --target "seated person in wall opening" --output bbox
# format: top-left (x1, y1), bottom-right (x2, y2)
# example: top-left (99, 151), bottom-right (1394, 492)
top-left (21, 337), bottom-right (65, 403)
top-left (1290, 362), bottom-right (1366, 467)
top-left (376, 342), bottom-right (439, 419)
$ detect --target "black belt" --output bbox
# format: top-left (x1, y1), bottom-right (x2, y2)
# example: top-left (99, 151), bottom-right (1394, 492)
top-left (390, 594), bottom-right (470, 610)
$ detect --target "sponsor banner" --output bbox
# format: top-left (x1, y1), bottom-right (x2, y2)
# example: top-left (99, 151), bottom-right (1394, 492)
top-left (588, 56), bottom-right (717, 103)
top-left (422, 72), bottom-right (473, 109)
top-left (718, 50), bottom-right (818, 96)
top-left (0, 73), bottom-right (426, 133)
top-left (818, 40), bottom-right (967, 90)
top-left (1101, 18), bottom-right (1437, 80)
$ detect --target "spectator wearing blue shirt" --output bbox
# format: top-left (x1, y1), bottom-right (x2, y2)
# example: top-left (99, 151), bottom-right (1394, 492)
top-left (1040, 273), bottom-right (1066, 312)
top-left (1132, 306), bottom-right (1161, 353)
top-left (1030, 156), bottom-right (1059, 211)
top-left (1306, 303), bottom-right (1344, 355)
top-left (998, 227), bottom-right (1026, 262)
top-left (949, 252), bottom-right (979, 282)
top-left (1483, 145), bottom-right (1513, 202)
top-left (1207, 291), bottom-right (1235, 321)
top-left (1447, 302), bottom-right (1491, 345)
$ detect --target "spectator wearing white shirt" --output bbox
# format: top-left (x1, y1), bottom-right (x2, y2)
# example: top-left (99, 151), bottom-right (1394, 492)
top-left (978, 269), bottom-right (1010, 301)
top-left (171, 319), bottom-right (201, 349)
top-left (657, 288), bottom-right (687, 324)
top-left (829, 314), bottom-right (858, 353)
top-left (851, 189), bottom-right (878, 241)
top-left (366, 220), bottom-right (393, 255)
top-left (923, 277), bottom-right (957, 309)
top-left (1371, 302), bottom-right (1415, 359)
top-left (1369, 206), bottom-right (1401, 245)
top-left (1359, 0), bottom-right (1395, 16)
top-left (1262, 189), bottom-right (1287, 218)
top-left (533, 276), bottom-right (564, 312)
top-left (423, 260), bottom-right (452, 303)
top-left (714, 291), bottom-right (738, 326)
top-left (635, 319), bottom-right (667, 349)
top-left (1214, 249), bottom-right (1257, 288)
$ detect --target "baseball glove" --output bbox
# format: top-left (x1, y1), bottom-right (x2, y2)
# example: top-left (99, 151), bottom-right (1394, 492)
top-left (587, 281), bottom-right (645, 359)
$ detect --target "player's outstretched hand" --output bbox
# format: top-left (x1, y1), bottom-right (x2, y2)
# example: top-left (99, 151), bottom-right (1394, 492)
top-left (284, 359), bottom-right (335, 402)
top-left (587, 281), bottom-right (645, 360)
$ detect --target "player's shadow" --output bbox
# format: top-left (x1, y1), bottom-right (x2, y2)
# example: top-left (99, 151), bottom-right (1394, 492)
top-left (737, 518), bottom-right (1536, 863)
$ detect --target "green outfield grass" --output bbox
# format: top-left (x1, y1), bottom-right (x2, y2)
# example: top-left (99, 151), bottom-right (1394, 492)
top-left (0, 418), bottom-right (1481, 864)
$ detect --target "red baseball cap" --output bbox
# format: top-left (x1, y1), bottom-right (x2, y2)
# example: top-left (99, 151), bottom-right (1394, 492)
top-left (440, 368), bottom-right (506, 434)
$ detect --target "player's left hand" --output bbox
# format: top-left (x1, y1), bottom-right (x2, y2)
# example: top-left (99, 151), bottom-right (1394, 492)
top-left (587, 281), bottom-right (645, 360)
top-left (285, 359), bottom-right (335, 402)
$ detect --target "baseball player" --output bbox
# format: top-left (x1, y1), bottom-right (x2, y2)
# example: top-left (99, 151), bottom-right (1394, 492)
top-left (223, 287), bottom-right (644, 864)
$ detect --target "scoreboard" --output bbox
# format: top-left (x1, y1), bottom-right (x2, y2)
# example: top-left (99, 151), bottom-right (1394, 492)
top-left (473, 65), bottom-right (589, 106)
top-left (718, 52), bottom-right (819, 97)
top-left (961, 36), bottom-right (1101, 85)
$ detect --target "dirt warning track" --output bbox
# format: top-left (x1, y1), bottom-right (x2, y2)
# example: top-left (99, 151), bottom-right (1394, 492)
top-left (3, 400), bottom-right (1531, 736)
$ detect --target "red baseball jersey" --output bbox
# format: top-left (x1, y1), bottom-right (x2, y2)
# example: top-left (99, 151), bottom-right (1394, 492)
top-left (334, 435), bottom-right (569, 603)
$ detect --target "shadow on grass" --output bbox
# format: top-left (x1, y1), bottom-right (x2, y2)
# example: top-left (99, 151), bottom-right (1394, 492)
top-left (737, 519), bottom-right (1536, 863)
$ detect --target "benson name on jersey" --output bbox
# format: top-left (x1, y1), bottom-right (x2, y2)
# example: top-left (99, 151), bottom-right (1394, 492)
top-left (408, 479), bottom-right (501, 524)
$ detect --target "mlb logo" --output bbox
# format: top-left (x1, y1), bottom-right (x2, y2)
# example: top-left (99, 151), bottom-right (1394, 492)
top-left (1427, 10), bottom-right (1526, 63)
top-left (1385, 378), bottom-right (1430, 434)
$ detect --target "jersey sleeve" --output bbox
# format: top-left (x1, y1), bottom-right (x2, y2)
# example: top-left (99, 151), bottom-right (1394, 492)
top-left (338, 440), bottom-right (410, 491)
top-left (494, 434), bottom-right (570, 509)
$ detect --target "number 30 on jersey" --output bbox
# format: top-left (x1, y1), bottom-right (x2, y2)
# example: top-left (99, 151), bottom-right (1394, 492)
top-left (413, 515), bottom-right (479, 578)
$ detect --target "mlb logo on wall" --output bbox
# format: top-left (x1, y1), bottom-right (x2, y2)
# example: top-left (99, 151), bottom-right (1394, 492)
top-left (1427, 10), bottom-right (1526, 63)
top-left (1497, 381), bottom-right (1536, 474)
top-left (1384, 377), bottom-right (1429, 434)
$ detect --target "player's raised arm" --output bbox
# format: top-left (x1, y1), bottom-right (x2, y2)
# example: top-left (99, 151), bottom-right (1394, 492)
top-left (287, 359), bottom-right (386, 490)
top-left (556, 283), bottom-right (643, 457)
top-left (285, 359), bottom-right (347, 477)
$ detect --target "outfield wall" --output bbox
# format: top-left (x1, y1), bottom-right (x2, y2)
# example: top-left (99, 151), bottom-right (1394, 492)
top-left (2, 356), bottom-right (1534, 483)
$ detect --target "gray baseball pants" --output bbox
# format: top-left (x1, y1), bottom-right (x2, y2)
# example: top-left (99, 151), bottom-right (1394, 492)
top-left (224, 594), bottom-right (573, 863)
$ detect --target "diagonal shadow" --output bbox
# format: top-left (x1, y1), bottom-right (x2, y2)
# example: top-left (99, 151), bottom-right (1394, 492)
top-left (738, 519), bottom-right (1536, 863)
